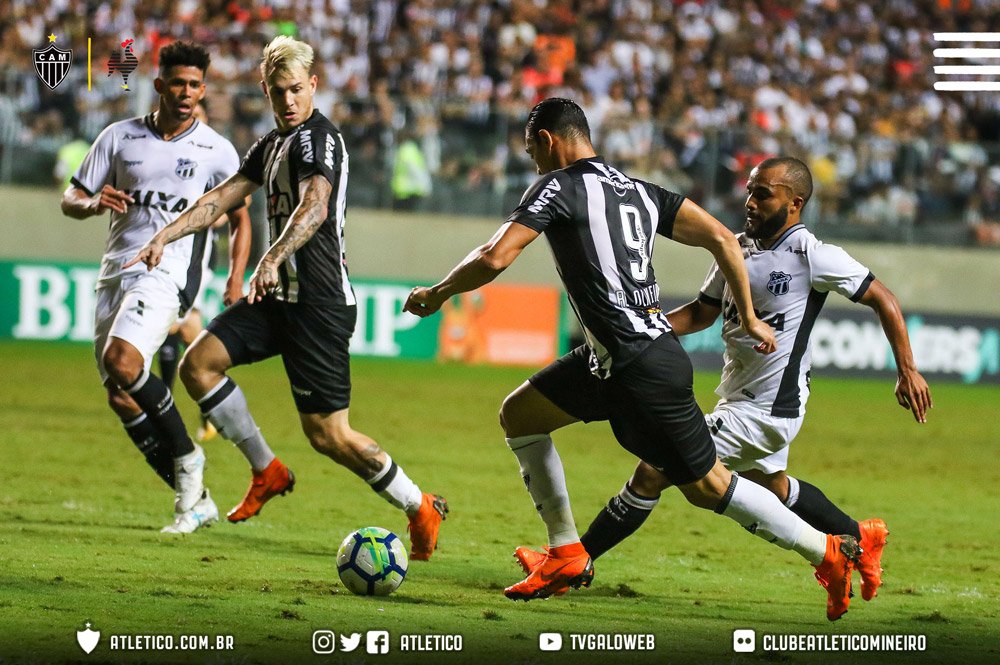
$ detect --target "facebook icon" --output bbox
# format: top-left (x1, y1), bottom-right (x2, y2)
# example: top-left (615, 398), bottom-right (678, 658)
top-left (366, 630), bottom-right (390, 654)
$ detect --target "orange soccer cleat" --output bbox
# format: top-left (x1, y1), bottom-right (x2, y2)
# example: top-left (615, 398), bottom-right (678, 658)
top-left (513, 546), bottom-right (547, 574)
top-left (814, 534), bottom-right (861, 621)
top-left (504, 542), bottom-right (594, 601)
top-left (408, 493), bottom-right (449, 561)
top-left (857, 518), bottom-right (889, 601)
top-left (226, 458), bottom-right (295, 523)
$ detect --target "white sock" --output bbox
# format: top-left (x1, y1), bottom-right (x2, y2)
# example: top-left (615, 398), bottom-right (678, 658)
top-left (368, 454), bottom-right (422, 515)
top-left (719, 475), bottom-right (826, 565)
top-left (199, 378), bottom-right (275, 472)
top-left (506, 434), bottom-right (579, 547)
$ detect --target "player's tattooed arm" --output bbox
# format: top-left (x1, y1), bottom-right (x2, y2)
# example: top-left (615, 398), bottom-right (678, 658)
top-left (247, 175), bottom-right (332, 302)
top-left (124, 174), bottom-right (258, 271)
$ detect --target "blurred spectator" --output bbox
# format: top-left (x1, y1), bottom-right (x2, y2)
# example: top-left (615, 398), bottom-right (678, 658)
top-left (0, 0), bottom-right (996, 243)
top-left (391, 129), bottom-right (432, 212)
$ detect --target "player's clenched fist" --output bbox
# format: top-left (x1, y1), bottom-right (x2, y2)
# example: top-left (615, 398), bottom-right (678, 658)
top-left (403, 287), bottom-right (443, 317)
top-left (247, 257), bottom-right (280, 303)
top-left (744, 317), bottom-right (778, 355)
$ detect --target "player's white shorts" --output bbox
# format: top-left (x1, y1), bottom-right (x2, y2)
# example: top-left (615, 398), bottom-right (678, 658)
top-left (706, 400), bottom-right (804, 475)
top-left (94, 271), bottom-right (181, 383)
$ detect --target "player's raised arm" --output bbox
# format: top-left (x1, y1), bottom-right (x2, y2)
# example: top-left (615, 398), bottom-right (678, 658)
top-left (403, 221), bottom-right (540, 317)
top-left (222, 197), bottom-right (252, 306)
top-left (124, 173), bottom-right (258, 270)
top-left (247, 174), bottom-right (331, 302)
top-left (670, 198), bottom-right (775, 353)
top-left (858, 279), bottom-right (932, 423)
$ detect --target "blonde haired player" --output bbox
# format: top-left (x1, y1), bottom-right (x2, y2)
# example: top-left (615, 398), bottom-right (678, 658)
top-left (127, 37), bottom-right (448, 560)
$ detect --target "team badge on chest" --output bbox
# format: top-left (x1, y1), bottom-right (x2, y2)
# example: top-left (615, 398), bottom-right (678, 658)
top-left (175, 158), bottom-right (197, 180)
top-left (766, 271), bottom-right (792, 296)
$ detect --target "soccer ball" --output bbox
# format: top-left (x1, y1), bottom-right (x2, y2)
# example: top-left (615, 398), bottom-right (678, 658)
top-left (336, 527), bottom-right (408, 596)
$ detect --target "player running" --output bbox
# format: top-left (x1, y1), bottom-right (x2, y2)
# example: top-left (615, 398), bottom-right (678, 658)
top-left (126, 36), bottom-right (447, 560)
top-left (61, 41), bottom-right (250, 533)
top-left (515, 157), bottom-right (932, 616)
top-left (404, 99), bottom-right (858, 620)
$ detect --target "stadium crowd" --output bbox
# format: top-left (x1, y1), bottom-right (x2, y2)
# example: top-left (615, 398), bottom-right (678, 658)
top-left (1, 0), bottom-right (999, 244)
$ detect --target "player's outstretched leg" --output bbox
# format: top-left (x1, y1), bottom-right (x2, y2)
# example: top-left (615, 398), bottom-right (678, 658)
top-left (301, 410), bottom-right (447, 561)
top-left (104, 338), bottom-right (214, 532)
top-left (498, 381), bottom-right (594, 600)
top-left (180, 333), bottom-right (289, 523)
top-left (108, 388), bottom-right (175, 488)
top-left (680, 462), bottom-right (860, 621)
top-left (196, 376), bottom-right (292, 522)
top-left (755, 472), bottom-right (888, 602)
top-left (516, 481), bottom-right (661, 574)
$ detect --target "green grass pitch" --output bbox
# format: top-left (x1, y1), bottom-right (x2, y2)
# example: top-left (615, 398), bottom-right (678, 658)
top-left (1, 340), bottom-right (998, 664)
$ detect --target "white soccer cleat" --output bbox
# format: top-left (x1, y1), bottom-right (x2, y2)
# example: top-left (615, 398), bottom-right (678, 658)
top-left (161, 489), bottom-right (219, 534)
top-left (173, 444), bottom-right (206, 513)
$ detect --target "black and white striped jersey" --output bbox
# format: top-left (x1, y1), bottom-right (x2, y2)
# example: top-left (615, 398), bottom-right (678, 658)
top-left (699, 226), bottom-right (874, 418)
top-left (508, 156), bottom-right (685, 377)
top-left (238, 110), bottom-right (354, 306)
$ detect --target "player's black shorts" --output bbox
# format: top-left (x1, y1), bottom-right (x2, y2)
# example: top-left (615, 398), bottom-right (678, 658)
top-left (528, 334), bottom-right (716, 485)
top-left (207, 297), bottom-right (356, 414)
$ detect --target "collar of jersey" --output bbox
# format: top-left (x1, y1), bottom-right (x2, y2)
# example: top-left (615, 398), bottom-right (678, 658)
top-left (143, 113), bottom-right (200, 143)
top-left (757, 223), bottom-right (805, 251)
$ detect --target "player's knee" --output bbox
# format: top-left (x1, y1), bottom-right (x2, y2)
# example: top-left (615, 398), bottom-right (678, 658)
top-left (178, 348), bottom-right (215, 395)
top-left (303, 419), bottom-right (351, 459)
top-left (499, 391), bottom-right (531, 437)
top-left (102, 341), bottom-right (141, 386)
top-left (678, 464), bottom-right (731, 510)
top-left (630, 462), bottom-right (669, 498)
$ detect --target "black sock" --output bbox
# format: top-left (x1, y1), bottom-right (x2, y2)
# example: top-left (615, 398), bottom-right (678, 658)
top-left (580, 486), bottom-right (659, 560)
top-left (788, 478), bottom-right (861, 541)
top-left (122, 414), bottom-right (174, 487)
top-left (158, 334), bottom-right (181, 390)
top-left (125, 370), bottom-right (195, 457)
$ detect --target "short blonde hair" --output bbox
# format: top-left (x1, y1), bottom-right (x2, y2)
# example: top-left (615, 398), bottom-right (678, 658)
top-left (260, 36), bottom-right (314, 80)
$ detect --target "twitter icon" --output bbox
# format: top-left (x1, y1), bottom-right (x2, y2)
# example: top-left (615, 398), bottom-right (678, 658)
top-left (339, 633), bottom-right (362, 653)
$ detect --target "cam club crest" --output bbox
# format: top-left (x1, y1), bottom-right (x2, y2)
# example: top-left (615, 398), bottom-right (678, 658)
top-left (76, 621), bottom-right (100, 654)
top-left (175, 158), bottom-right (197, 180)
top-left (767, 271), bottom-right (792, 296)
top-left (33, 34), bottom-right (73, 90)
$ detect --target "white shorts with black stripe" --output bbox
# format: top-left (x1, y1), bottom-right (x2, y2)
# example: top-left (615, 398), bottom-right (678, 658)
top-left (93, 271), bottom-right (181, 384)
top-left (707, 400), bottom-right (805, 475)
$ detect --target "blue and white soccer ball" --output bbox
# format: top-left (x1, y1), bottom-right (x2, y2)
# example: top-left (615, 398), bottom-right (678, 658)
top-left (336, 527), bottom-right (408, 596)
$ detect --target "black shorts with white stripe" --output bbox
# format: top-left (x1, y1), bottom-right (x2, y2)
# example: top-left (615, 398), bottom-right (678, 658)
top-left (207, 297), bottom-right (356, 414)
top-left (529, 334), bottom-right (716, 486)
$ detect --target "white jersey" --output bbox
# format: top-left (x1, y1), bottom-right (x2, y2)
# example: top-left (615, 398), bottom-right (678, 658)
top-left (699, 224), bottom-right (873, 418)
top-left (72, 114), bottom-right (240, 309)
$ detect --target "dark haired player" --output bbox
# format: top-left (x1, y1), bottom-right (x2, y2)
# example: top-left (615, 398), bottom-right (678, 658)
top-left (127, 37), bottom-right (447, 561)
top-left (405, 99), bottom-right (858, 620)
top-left (61, 41), bottom-right (250, 533)
top-left (518, 157), bottom-right (931, 608)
